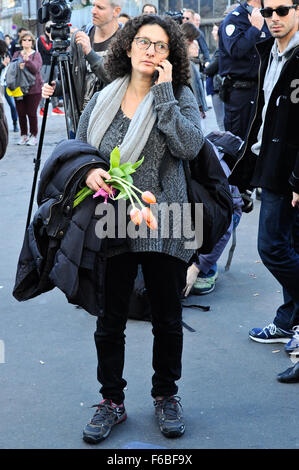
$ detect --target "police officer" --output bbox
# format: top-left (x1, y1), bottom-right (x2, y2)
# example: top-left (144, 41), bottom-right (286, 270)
top-left (218, 0), bottom-right (270, 139)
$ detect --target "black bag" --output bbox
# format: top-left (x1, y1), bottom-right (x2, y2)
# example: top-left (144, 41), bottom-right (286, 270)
top-left (128, 267), bottom-right (209, 331)
top-left (184, 139), bottom-right (234, 254)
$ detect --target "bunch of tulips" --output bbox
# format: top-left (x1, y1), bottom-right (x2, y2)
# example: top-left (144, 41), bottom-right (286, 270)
top-left (73, 147), bottom-right (158, 230)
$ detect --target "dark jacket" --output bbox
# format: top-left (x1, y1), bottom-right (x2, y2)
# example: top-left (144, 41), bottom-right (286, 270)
top-left (13, 139), bottom-right (111, 316)
top-left (12, 51), bottom-right (43, 95)
top-left (230, 37), bottom-right (299, 195)
top-left (0, 102), bottom-right (8, 159)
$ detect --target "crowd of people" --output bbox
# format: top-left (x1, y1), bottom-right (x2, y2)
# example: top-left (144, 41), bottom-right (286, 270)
top-left (1, 0), bottom-right (299, 446)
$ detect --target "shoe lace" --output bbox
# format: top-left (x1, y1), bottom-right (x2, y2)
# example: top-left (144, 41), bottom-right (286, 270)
top-left (90, 400), bottom-right (116, 425)
top-left (266, 323), bottom-right (277, 335)
top-left (155, 396), bottom-right (183, 420)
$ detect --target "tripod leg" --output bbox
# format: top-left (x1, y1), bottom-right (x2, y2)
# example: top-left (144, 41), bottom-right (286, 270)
top-left (25, 58), bottom-right (57, 230)
top-left (57, 59), bottom-right (72, 138)
top-left (61, 58), bottom-right (80, 135)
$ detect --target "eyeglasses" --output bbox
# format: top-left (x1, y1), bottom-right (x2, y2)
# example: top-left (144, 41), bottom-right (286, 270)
top-left (134, 37), bottom-right (169, 54)
top-left (22, 38), bottom-right (32, 41)
top-left (260, 5), bottom-right (297, 18)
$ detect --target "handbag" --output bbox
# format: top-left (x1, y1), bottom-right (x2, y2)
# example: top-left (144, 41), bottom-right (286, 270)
top-left (184, 138), bottom-right (234, 254)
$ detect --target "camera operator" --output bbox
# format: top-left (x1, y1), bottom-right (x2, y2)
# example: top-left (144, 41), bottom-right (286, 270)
top-left (37, 21), bottom-right (64, 116)
top-left (42, 0), bottom-right (124, 132)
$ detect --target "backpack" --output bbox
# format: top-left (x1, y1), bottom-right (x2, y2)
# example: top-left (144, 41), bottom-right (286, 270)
top-left (184, 138), bottom-right (234, 254)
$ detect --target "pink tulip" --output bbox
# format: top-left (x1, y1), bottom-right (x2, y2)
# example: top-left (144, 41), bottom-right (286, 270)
top-left (130, 207), bottom-right (143, 226)
top-left (93, 187), bottom-right (115, 204)
top-left (141, 207), bottom-right (158, 230)
top-left (141, 191), bottom-right (157, 204)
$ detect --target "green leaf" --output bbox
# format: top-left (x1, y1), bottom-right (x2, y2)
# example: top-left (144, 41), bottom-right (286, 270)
top-left (109, 167), bottom-right (125, 177)
top-left (122, 174), bottom-right (133, 185)
top-left (110, 147), bottom-right (120, 169)
top-left (132, 156), bottom-right (144, 170)
top-left (119, 162), bottom-right (135, 176)
top-left (113, 193), bottom-right (129, 201)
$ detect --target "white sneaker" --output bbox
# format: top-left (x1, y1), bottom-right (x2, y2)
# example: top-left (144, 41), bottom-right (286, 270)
top-left (26, 135), bottom-right (37, 146)
top-left (17, 135), bottom-right (28, 145)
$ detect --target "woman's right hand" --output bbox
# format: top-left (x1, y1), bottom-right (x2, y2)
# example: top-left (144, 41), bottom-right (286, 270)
top-left (42, 81), bottom-right (56, 99)
top-left (85, 168), bottom-right (112, 194)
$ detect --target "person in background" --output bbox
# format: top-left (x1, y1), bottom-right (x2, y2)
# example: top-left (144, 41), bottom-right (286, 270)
top-left (182, 9), bottom-right (210, 67)
top-left (4, 34), bottom-right (13, 54)
top-left (142, 3), bottom-right (157, 14)
top-left (10, 27), bottom-right (27, 56)
top-left (37, 21), bottom-right (65, 116)
top-left (0, 39), bottom-right (19, 132)
top-left (204, 23), bottom-right (225, 132)
top-left (228, 0), bottom-right (299, 376)
top-left (13, 31), bottom-right (43, 146)
top-left (218, 0), bottom-right (270, 140)
top-left (180, 22), bottom-right (208, 124)
top-left (42, 0), bottom-right (124, 135)
top-left (118, 12), bottom-right (131, 24)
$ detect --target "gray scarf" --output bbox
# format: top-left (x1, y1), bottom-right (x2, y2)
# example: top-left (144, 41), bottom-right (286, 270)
top-left (87, 75), bottom-right (157, 164)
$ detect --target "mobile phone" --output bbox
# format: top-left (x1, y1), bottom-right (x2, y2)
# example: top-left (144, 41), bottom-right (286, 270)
top-left (152, 70), bottom-right (159, 85)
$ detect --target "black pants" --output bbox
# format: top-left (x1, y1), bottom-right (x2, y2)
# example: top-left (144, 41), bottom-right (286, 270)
top-left (94, 252), bottom-right (187, 404)
top-left (224, 86), bottom-right (257, 141)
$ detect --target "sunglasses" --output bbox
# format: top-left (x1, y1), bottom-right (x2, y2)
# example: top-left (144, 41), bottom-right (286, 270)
top-left (22, 38), bottom-right (32, 41)
top-left (183, 16), bottom-right (190, 20)
top-left (260, 5), bottom-right (297, 18)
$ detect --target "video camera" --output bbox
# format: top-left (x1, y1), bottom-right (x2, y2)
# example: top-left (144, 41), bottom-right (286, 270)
top-left (38, 0), bottom-right (72, 24)
top-left (38, 0), bottom-right (73, 46)
top-left (164, 10), bottom-right (184, 24)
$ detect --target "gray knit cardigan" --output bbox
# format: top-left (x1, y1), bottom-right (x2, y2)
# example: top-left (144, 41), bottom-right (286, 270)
top-left (76, 81), bottom-right (204, 263)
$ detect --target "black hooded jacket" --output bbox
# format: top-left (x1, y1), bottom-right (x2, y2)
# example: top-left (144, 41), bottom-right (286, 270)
top-left (13, 139), bottom-right (112, 316)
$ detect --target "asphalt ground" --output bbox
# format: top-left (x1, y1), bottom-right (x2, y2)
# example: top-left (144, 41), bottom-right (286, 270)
top-left (0, 97), bottom-right (298, 454)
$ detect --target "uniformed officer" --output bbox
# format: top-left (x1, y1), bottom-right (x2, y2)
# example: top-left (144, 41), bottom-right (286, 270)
top-left (218, 0), bottom-right (271, 139)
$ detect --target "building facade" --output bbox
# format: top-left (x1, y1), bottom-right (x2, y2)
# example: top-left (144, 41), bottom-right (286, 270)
top-left (1, 0), bottom-right (233, 40)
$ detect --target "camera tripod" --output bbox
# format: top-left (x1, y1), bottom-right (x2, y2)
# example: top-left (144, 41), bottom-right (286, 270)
top-left (26, 28), bottom-right (80, 229)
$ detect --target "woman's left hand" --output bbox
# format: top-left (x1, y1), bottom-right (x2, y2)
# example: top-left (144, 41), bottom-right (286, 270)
top-left (154, 59), bottom-right (172, 84)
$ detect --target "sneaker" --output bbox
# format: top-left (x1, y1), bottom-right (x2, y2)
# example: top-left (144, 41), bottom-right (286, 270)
top-left (17, 135), bottom-right (28, 145)
top-left (26, 135), bottom-right (37, 146)
top-left (154, 395), bottom-right (185, 438)
top-left (52, 106), bottom-right (65, 115)
top-left (83, 399), bottom-right (127, 444)
top-left (285, 327), bottom-right (299, 353)
top-left (249, 323), bottom-right (294, 343)
top-left (191, 271), bottom-right (218, 295)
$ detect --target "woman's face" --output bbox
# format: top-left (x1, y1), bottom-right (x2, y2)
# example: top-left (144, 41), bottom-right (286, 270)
top-left (22, 36), bottom-right (33, 49)
top-left (128, 24), bottom-right (170, 78)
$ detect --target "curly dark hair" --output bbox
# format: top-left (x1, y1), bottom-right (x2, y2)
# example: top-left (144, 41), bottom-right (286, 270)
top-left (105, 14), bottom-right (190, 89)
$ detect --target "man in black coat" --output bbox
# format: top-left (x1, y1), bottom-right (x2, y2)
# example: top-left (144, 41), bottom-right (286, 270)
top-left (230, 0), bottom-right (299, 371)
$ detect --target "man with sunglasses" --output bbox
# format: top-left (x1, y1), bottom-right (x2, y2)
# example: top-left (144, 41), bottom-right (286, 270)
top-left (218, 1), bottom-right (271, 140)
top-left (230, 1), bottom-right (299, 378)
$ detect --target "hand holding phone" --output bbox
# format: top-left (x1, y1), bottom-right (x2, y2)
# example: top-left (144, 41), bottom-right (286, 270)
top-left (153, 59), bottom-right (173, 85)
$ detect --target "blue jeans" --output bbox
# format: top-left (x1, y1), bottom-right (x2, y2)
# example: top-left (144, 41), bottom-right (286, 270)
top-left (258, 189), bottom-right (299, 330)
top-left (5, 88), bottom-right (18, 123)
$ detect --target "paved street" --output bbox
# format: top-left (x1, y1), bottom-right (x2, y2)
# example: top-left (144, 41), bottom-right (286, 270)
top-left (0, 99), bottom-right (298, 451)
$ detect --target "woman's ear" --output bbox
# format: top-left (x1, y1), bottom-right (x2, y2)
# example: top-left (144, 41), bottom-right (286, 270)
top-left (127, 49), bottom-right (131, 58)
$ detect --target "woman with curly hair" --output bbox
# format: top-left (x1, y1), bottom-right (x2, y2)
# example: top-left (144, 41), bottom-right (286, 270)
top-left (76, 14), bottom-right (204, 444)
